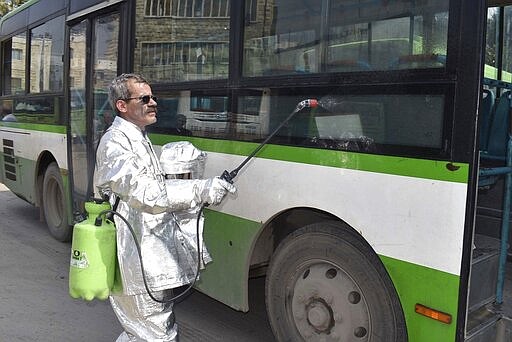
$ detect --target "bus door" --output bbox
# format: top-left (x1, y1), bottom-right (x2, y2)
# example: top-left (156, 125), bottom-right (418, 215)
top-left (67, 9), bottom-right (121, 212)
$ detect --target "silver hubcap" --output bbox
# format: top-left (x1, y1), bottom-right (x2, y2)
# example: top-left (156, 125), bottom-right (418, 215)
top-left (291, 261), bottom-right (370, 341)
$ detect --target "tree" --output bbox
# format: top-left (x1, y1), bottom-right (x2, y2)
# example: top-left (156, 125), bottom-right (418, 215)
top-left (0, 0), bottom-right (29, 18)
top-left (486, 9), bottom-right (498, 69)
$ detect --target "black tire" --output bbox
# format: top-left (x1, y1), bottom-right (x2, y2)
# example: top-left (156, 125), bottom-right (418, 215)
top-left (266, 221), bottom-right (407, 342)
top-left (42, 162), bottom-right (71, 241)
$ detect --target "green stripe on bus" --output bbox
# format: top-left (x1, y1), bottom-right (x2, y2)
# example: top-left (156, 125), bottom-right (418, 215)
top-left (0, 122), bottom-right (66, 134)
top-left (380, 255), bottom-right (459, 342)
top-left (150, 134), bottom-right (469, 183)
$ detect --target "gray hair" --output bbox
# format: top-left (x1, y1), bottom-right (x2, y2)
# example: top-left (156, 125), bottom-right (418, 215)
top-left (108, 73), bottom-right (148, 114)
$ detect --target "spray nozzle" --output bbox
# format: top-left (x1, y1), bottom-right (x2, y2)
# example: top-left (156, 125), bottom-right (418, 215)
top-left (295, 99), bottom-right (318, 112)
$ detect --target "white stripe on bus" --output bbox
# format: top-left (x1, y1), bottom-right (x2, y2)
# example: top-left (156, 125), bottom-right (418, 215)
top-left (203, 151), bottom-right (466, 277)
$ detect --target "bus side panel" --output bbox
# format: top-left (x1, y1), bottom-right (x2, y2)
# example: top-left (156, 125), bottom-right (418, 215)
top-left (0, 133), bottom-right (38, 203)
top-left (196, 210), bottom-right (262, 312)
top-left (381, 255), bottom-right (459, 341)
top-left (0, 124), bottom-right (68, 204)
top-left (197, 208), bottom-right (461, 341)
top-left (152, 138), bottom-right (468, 341)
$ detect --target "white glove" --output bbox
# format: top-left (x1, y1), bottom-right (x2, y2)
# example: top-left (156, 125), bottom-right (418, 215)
top-left (200, 177), bottom-right (236, 205)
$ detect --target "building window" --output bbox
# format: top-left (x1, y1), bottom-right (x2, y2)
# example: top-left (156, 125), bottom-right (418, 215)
top-left (140, 41), bottom-right (228, 81)
top-left (11, 78), bottom-right (22, 90)
top-left (12, 49), bottom-right (23, 60)
top-left (145, 0), bottom-right (230, 17)
top-left (246, 0), bottom-right (257, 22)
top-left (2, 33), bottom-right (27, 95)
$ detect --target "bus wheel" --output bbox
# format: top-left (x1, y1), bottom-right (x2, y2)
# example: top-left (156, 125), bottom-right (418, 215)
top-left (266, 221), bottom-right (407, 342)
top-left (42, 162), bottom-right (71, 242)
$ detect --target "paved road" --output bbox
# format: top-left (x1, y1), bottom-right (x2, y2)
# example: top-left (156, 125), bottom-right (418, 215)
top-left (0, 184), bottom-right (275, 341)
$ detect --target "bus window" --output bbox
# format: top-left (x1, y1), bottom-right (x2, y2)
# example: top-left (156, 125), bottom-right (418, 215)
top-left (29, 15), bottom-right (65, 93)
top-left (149, 94), bottom-right (181, 133)
top-left (232, 90), bottom-right (445, 153)
top-left (486, 7), bottom-right (512, 82)
top-left (11, 97), bottom-right (61, 124)
top-left (92, 13), bottom-right (119, 147)
top-left (503, 7), bottom-right (512, 82)
top-left (134, 0), bottom-right (230, 83)
top-left (243, 0), bottom-right (448, 76)
top-left (185, 92), bottom-right (229, 138)
top-left (2, 32), bottom-right (27, 95)
top-left (325, 94), bottom-right (443, 150)
top-left (485, 8), bottom-right (499, 80)
top-left (69, 19), bottom-right (88, 198)
top-left (150, 91), bottom-right (229, 138)
top-left (0, 99), bottom-right (14, 122)
top-left (234, 90), bottom-right (270, 140)
top-left (328, 0), bottom-right (448, 71)
top-left (243, 0), bottom-right (321, 76)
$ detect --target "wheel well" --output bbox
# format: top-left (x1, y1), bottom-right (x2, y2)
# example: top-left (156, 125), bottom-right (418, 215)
top-left (249, 207), bottom-right (340, 276)
top-left (248, 208), bottom-right (406, 339)
top-left (35, 151), bottom-right (57, 208)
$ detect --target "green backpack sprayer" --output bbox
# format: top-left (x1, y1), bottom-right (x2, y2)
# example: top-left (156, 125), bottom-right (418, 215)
top-left (68, 99), bottom-right (318, 303)
top-left (69, 201), bottom-right (117, 301)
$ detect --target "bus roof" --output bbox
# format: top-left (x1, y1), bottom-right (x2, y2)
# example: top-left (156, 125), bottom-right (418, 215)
top-left (0, 0), bottom-right (67, 38)
top-left (0, 0), bottom-right (39, 35)
top-left (1, 0), bottom-right (39, 22)
top-left (0, 0), bottom-right (116, 38)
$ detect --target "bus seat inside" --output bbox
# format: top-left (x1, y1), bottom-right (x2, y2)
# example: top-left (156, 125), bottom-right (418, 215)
top-left (484, 91), bottom-right (511, 160)
top-left (477, 78), bottom-right (512, 308)
top-left (478, 87), bottom-right (512, 188)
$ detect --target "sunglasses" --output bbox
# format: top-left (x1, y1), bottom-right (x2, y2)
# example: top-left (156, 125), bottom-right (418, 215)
top-left (124, 95), bottom-right (157, 104)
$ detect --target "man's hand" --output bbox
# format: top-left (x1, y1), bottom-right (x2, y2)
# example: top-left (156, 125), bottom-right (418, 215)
top-left (201, 177), bottom-right (236, 205)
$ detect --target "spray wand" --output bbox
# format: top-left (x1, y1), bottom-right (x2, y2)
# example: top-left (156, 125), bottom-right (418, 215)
top-left (220, 98), bottom-right (318, 183)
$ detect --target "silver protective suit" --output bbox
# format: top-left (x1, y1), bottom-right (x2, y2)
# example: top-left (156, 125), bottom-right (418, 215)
top-left (94, 116), bottom-right (229, 341)
top-left (160, 141), bottom-right (212, 269)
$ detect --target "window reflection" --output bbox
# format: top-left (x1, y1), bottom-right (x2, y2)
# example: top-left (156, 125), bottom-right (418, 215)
top-left (92, 13), bottom-right (119, 147)
top-left (151, 91), bottom-right (228, 138)
top-left (10, 97), bottom-right (61, 124)
top-left (500, 7), bottom-right (512, 82)
top-left (69, 20), bottom-right (88, 196)
top-left (145, 0), bottom-right (230, 17)
top-left (150, 89), bottom-right (444, 151)
top-left (246, 92), bottom-right (444, 150)
top-left (2, 33), bottom-right (27, 95)
top-left (243, 0), bottom-right (449, 76)
top-left (1, 99), bottom-right (14, 122)
top-left (30, 15), bottom-right (65, 93)
top-left (135, 0), bottom-right (230, 82)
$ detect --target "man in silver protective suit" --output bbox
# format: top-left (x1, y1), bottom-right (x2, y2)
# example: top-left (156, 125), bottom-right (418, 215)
top-left (94, 73), bottom-right (236, 342)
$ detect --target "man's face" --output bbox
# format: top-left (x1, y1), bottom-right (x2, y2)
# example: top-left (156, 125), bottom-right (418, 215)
top-left (116, 80), bottom-right (157, 130)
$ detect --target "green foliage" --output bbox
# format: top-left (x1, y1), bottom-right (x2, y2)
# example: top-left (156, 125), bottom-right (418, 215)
top-left (0, 0), bottom-right (29, 18)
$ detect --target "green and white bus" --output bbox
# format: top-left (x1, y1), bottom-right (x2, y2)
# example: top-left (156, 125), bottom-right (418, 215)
top-left (1, 0), bottom-right (511, 340)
